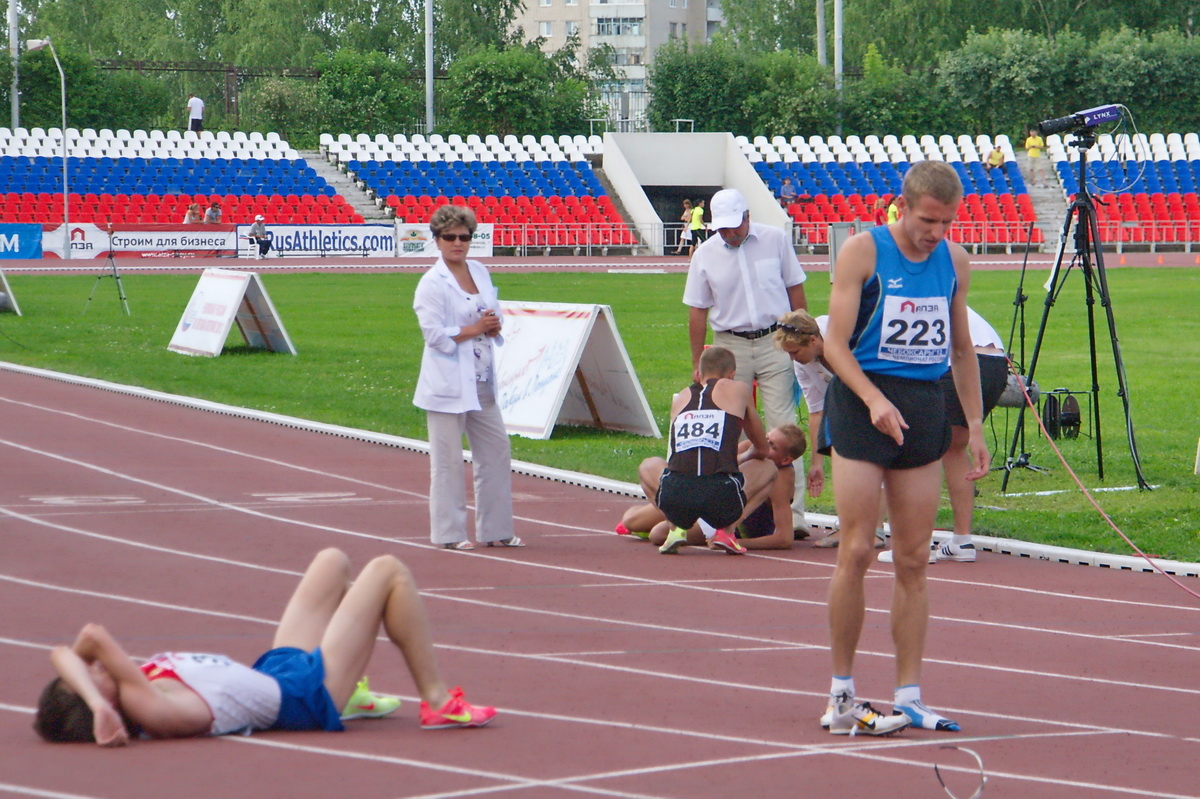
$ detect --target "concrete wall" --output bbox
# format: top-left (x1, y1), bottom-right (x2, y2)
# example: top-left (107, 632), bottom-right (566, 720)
top-left (603, 132), bottom-right (791, 254)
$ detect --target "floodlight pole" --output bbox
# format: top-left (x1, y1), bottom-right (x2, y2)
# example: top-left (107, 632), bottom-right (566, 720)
top-left (27, 37), bottom-right (69, 260)
top-left (8, 0), bottom-right (17, 127)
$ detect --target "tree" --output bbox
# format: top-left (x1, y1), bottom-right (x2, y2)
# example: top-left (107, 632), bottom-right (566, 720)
top-left (439, 44), bottom-right (599, 136)
top-left (717, 0), bottom-right (820, 54)
top-left (742, 52), bottom-right (836, 136)
top-left (647, 39), bottom-right (769, 135)
top-left (312, 49), bottom-right (424, 135)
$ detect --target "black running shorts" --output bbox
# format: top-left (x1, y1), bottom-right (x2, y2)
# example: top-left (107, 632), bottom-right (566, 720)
top-left (826, 373), bottom-right (951, 470)
top-left (941, 353), bottom-right (1008, 428)
top-left (656, 470), bottom-right (746, 531)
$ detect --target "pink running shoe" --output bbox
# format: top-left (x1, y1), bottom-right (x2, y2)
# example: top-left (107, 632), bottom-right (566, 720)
top-left (419, 687), bottom-right (496, 730)
top-left (709, 528), bottom-right (746, 555)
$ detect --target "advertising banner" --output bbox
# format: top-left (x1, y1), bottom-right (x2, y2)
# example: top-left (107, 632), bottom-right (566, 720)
top-left (0, 224), bottom-right (44, 259)
top-left (395, 223), bottom-right (494, 258)
top-left (493, 301), bottom-right (660, 440)
top-left (41, 223), bottom-right (238, 258)
top-left (168, 268), bottom-right (296, 357)
top-left (241, 224), bottom-right (397, 258)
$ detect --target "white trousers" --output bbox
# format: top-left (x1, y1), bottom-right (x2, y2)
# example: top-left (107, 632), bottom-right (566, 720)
top-left (425, 381), bottom-right (515, 545)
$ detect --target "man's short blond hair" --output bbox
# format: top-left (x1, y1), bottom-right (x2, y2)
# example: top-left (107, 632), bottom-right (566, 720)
top-left (773, 423), bottom-right (807, 459)
top-left (699, 346), bottom-right (736, 378)
top-left (901, 161), bottom-right (963, 207)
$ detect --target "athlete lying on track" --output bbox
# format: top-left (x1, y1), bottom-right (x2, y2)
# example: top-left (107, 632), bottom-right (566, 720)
top-left (34, 548), bottom-right (495, 745)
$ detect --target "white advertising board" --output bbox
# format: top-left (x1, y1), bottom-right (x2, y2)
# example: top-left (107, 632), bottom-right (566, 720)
top-left (168, 268), bottom-right (296, 357)
top-left (395, 223), bottom-right (494, 258)
top-left (238, 223), bottom-right (397, 258)
top-left (493, 301), bottom-right (660, 440)
top-left (0, 270), bottom-right (20, 314)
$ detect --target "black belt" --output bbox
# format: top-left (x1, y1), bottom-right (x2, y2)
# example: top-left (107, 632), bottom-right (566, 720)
top-left (723, 324), bottom-right (778, 340)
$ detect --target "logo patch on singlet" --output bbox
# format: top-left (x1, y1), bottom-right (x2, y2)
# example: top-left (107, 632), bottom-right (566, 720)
top-left (878, 295), bottom-right (949, 364)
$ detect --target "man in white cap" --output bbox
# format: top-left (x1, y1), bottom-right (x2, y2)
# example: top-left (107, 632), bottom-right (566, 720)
top-left (683, 188), bottom-right (809, 529)
top-left (247, 214), bottom-right (272, 259)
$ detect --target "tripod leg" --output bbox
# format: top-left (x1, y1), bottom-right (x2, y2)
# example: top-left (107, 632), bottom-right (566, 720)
top-left (1085, 206), bottom-right (1151, 490)
top-left (1002, 200), bottom-right (1076, 492)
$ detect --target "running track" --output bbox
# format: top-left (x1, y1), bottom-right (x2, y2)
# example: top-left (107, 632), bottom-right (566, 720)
top-left (1, 367), bottom-right (1197, 799)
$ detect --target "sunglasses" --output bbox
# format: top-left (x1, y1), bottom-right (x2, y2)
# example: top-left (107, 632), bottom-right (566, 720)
top-left (438, 233), bottom-right (472, 243)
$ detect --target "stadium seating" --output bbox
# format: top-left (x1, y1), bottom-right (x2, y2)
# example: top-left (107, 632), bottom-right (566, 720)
top-left (1047, 132), bottom-right (1200, 246)
top-left (0, 127), bottom-right (361, 225)
top-left (746, 133), bottom-right (1040, 247)
top-left (330, 133), bottom-right (637, 248)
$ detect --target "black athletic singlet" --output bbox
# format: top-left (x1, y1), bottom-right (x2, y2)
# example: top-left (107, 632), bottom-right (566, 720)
top-left (666, 379), bottom-right (742, 476)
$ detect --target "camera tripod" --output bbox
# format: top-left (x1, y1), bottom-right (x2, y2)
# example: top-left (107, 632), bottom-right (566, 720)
top-left (84, 228), bottom-right (131, 316)
top-left (1000, 128), bottom-right (1149, 492)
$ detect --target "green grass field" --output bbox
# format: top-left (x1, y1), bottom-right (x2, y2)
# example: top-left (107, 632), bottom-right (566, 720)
top-left (2, 265), bottom-right (1197, 562)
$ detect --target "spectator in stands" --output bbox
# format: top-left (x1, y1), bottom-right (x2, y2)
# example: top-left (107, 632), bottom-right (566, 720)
top-left (182, 203), bottom-right (203, 224)
top-left (675, 199), bottom-right (693, 255)
top-left (204, 200), bottom-right (222, 224)
top-left (1024, 127), bottom-right (1046, 187)
top-left (684, 187), bottom-right (809, 484)
top-left (886, 196), bottom-right (900, 224)
top-left (872, 197), bottom-right (888, 227)
top-left (688, 198), bottom-right (707, 254)
top-left (779, 177), bottom-right (797, 208)
top-left (412, 204), bottom-right (521, 551)
top-left (247, 215), bottom-right (272, 260)
top-left (987, 144), bottom-right (1005, 171)
top-left (186, 94), bottom-right (204, 132)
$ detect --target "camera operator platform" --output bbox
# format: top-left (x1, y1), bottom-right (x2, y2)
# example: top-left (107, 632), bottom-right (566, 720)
top-left (1001, 105), bottom-right (1150, 492)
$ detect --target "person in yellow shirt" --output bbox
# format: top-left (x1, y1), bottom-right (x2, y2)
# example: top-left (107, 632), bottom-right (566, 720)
top-left (1024, 128), bottom-right (1046, 187)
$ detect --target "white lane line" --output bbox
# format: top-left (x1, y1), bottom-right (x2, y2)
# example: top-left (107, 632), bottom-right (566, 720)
top-left (4, 394), bottom-right (1198, 612)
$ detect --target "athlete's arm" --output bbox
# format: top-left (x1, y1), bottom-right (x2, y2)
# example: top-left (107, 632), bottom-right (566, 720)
top-left (806, 409), bottom-right (825, 497)
top-left (70, 624), bottom-right (213, 739)
top-left (947, 246), bottom-right (991, 479)
top-left (823, 233), bottom-right (908, 445)
top-left (742, 467), bottom-right (798, 550)
top-left (687, 306), bottom-right (709, 384)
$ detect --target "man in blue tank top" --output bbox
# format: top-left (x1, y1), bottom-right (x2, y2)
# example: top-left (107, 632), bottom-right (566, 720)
top-left (819, 161), bottom-right (991, 736)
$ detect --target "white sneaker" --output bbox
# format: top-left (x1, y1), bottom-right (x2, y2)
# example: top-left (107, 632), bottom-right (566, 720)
top-left (827, 696), bottom-right (910, 736)
top-left (894, 699), bottom-right (960, 731)
top-left (878, 547), bottom-right (936, 564)
top-left (935, 541), bottom-right (977, 562)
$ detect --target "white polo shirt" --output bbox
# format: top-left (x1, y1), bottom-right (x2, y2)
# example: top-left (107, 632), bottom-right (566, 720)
top-left (793, 315), bottom-right (833, 414)
top-left (682, 221), bottom-right (806, 333)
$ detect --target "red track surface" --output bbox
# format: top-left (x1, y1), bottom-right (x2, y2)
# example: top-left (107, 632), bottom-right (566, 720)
top-left (1, 369), bottom-right (1197, 798)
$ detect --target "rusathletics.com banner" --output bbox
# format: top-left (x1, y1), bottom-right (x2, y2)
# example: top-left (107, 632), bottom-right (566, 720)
top-left (239, 224), bottom-right (397, 258)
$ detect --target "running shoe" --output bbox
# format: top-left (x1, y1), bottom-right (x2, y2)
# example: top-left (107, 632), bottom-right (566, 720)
top-left (934, 541), bottom-right (977, 562)
top-left (340, 676), bottom-right (402, 720)
top-left (827, 695), bottom-right (911, 736)
top-left (658, 527), bottom-right (689, 554)
top-left (878, 548), bottom-right (937, 564)
top-left (615, 522), bottom-right (650, 541)
top-left (419, 687), bottom-right (496, 730)
top-left (894, 700), bottom-right (960, 732)
top-left (708, 528), bottom-right (746, 555)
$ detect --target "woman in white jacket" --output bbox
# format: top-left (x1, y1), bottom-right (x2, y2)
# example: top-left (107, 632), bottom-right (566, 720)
top-left (412, 205), bottom-right (522, 550)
